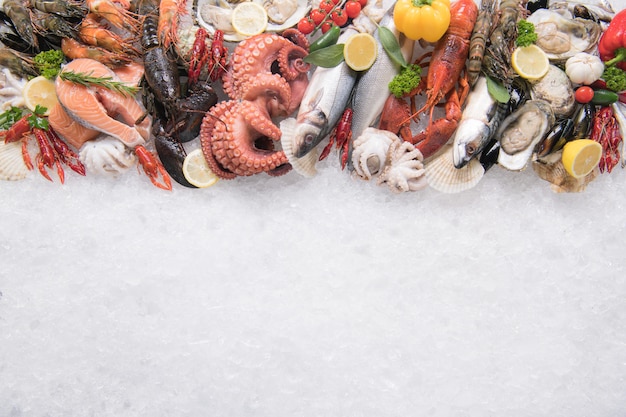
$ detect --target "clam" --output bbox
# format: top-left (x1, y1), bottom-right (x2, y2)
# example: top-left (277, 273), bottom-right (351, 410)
top-left (497, 100), bottom-right (555, 171)
top-left (530, 65), bottom-right (575, 117)
top-left (526, 8), bottom-right (602, 62)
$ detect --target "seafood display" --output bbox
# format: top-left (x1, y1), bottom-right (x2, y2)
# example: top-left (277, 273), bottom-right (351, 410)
top-left (0, 0), bottom-right (625, 195)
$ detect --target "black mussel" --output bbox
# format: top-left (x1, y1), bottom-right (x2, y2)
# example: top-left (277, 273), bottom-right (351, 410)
top-left (535, 117), bottom-right (574, 158)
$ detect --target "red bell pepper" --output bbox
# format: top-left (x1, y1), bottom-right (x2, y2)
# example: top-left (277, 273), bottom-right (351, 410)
top-left (599, 9), bottom-right (626, 71)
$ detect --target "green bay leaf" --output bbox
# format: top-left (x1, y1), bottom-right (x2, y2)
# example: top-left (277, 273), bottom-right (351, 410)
top-left (304, 44), bottom-right (345, 68)
top-left (486, 76), bottom-right (510, 103)
top-left (378, 26), bottom-right (408, 69)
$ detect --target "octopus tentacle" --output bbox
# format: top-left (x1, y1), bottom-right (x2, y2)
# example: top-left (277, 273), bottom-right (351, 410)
top-left (278, 45), bottom-right (310, 82)
top-left (200, 101), bottom-right (238, 179)
top-left (281, 28), bottom-right (309, 50)
top-left (240, 73), bottom-right (292, 118)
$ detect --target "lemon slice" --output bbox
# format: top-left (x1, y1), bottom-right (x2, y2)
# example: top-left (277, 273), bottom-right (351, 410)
top-left (561, 139), bottom-right (602, 179)
top-left (343, 33), bottom-right (378, 72)
top-left (231, 1), bottom-right (268, 37)
top-left (511, 45), bottom-right (550, 80)
top-left (22, 76), bottom-right (58, 116)
top-left (182, 148), bottom-right (220, 188)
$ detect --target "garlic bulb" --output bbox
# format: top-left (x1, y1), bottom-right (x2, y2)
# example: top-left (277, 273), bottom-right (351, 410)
top-left (565, 52), bottom-right (604, 85)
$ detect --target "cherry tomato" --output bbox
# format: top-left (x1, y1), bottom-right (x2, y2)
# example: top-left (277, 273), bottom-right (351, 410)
top-left (320, 19), bottom-right (334, 34)
top-left (309, 8), bottom-right (327, 25)
top-left (357, 0), bottom-right (367, 7)
top-left (344, 0), bottom-right (361, 18)
top-left (297, 17), bottom-right (315, 35)
top-left (330, 8), bottom-right (348, 26)
top-left (319, 0), bottom-right (335, 13)
top-left (330, 0), bottom-right (341, 4)
top-left (575, 86), bottom-right (595, 104)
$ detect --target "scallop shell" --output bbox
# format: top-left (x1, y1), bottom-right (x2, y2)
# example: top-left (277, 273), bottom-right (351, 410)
top-left (280, 117), bottom-right (317, 177)
top-left (425, 145), bottom-right (484, 193)
top-left (0, 140), bottom-right (29, 181)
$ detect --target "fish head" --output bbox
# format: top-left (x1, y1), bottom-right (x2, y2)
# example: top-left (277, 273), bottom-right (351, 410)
top-left (453, 119), bottom-right (490, 169)
top-left (292, 107), bottom-right (328, 158)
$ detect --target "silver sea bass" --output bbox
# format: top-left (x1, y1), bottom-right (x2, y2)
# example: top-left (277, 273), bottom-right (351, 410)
top-left (349, 11), bottom-right (414, 141)
top-left (284, 28), bottom-right (359, 158)
top-left (452, 76), bottom-right (508, 168)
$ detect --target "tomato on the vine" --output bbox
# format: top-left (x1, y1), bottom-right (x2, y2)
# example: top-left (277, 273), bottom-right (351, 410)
top-left (319, 0), bottom-right (335, 13)
top-left (320, 19), bottom-right (334, 34)
top-left (297, 17), bottom-right (315, 35)
top-left (357, 0), bottom-right (367, 7)
top-left (575, 86), bottom-right (595, 103)
top-left (309, 8), bottom-right (327, 25)
top-left (344, 0), bottom-right (361, 18)
top-left (330, 8), bottom-right (348, 26)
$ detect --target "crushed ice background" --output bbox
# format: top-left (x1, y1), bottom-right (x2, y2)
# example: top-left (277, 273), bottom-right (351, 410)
top-left (3, 3), bottom-right (626, 417)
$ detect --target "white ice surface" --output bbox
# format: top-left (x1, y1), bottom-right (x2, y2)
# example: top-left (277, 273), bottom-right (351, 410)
top-left (3, 0), bottom-right (626, 414)
top-left (1, 158), bottom-right (626, 417)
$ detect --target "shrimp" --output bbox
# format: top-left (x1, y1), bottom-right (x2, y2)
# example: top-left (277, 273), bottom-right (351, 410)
top-left (29, 0), bottom-right (88, 19)
top-left (467, 0), bottom-right (496, 87)
top-left (79, 13), bottom-right (141, 55)
top-left (85, 0), bottom-right (143, 34)
top-left (483, 0), bottom-right (528, 87)
top-left (61, 37), bottom-right (133, 68)
top-left (0, 47), bottom-right (37, 78)
top-left (158, 0), bottom-right (188, 49)
top-left (2, 0), bottom-right (37, 50)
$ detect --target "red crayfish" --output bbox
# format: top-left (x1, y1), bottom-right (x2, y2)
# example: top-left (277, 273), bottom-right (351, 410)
top-left (319, 107), bottom-right (352, 170)
top-left (591, 106), bottom-right (623, 173)
top-left (0, 112), bottom-right (85, 183)
top-left (187, 29), bottom-right (228, 85)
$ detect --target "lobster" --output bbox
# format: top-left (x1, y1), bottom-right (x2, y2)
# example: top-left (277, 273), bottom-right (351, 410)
top-left (319, 107), bottom-right (353, 170)
top-left (378, 0), bottom-right (478, 159)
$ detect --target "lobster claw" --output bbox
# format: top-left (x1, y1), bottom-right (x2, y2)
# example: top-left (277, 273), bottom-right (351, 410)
top-left (134, 145), bottom-right (173, 191)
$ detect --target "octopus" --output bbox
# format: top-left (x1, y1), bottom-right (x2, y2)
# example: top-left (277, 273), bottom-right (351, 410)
top-left (377, 140), bottom-right (428, 193)
top-left (200, 30), bottom-right (310, 179)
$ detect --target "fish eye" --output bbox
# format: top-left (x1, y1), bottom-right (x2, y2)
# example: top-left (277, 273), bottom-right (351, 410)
top-left (466, 144), bottom-right (475, 155)
top-left (304, 134), bottom-right (314, 145)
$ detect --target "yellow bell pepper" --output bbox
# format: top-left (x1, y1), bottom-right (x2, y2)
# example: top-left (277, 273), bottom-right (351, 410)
top-left (393, 0), bottom-right (451, 43)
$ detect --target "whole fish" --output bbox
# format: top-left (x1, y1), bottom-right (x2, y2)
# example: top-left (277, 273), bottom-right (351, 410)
top-left (350, 11), bottom-right (414, 142)
top-left (283, 28), bottom-right (359, 159)
top-left (452, 76), bottom-right (508, 168)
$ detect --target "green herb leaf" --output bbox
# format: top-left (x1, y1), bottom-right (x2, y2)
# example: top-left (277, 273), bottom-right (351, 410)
top-left (486, 76), bottom-right (510, 103)
top-left (59, 70), bottom-right (139, 97)
top-left (304, 44), bottom-right (345, 68)
top-left (378, 26), bottom-right (408, 69)
top-left (27, 111), bottom-right (49, 130)
top-left (0, 106), bottom-right (24, 130)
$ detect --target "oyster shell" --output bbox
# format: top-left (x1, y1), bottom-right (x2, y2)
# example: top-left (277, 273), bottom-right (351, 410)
top-left (497, 100), bottom-right (555, 171)
top-left (527, 9), bottom-right (602, 62)
top-left (425, 145), bottom-right (484, 193)
top-left (263, 0), bottom-right (298, 24)
top-left (530, 65), bottom-right (575, 117)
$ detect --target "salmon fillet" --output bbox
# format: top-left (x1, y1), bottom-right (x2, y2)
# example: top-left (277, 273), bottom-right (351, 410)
top-left (55, 58), bottom-right (151, 148)
top-left (48, 103), bottom-right (100, 150)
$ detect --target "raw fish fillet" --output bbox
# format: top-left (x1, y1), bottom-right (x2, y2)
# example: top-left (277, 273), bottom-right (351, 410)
top-left (48, 103), bottom-right (100, 150)
top-left (54, 58), bottom-right (150, 148)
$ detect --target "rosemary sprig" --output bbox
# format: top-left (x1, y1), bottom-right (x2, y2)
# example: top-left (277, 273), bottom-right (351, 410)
top-left (59, 70), bottom-right (139, 97)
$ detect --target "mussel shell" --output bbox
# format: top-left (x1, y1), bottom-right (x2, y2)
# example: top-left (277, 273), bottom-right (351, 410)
top-left (535, 117), bottom-right (574, 158)
top-left (479, 137), bottom-right (500, 172)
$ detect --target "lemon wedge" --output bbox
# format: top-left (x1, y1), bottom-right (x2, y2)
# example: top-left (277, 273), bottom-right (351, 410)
top-left (231, 1), bottom-right (268, 37)
top-left (22, 76), bottom-right (58, 115)
top-left (182, 149), bottom-right (220, 188)
top-left (511, 45), bottom-right (550, 80)
top-left (343, 33), bottom-right (378, 72)
top-left (561, 139), bottom-right (602, 179)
